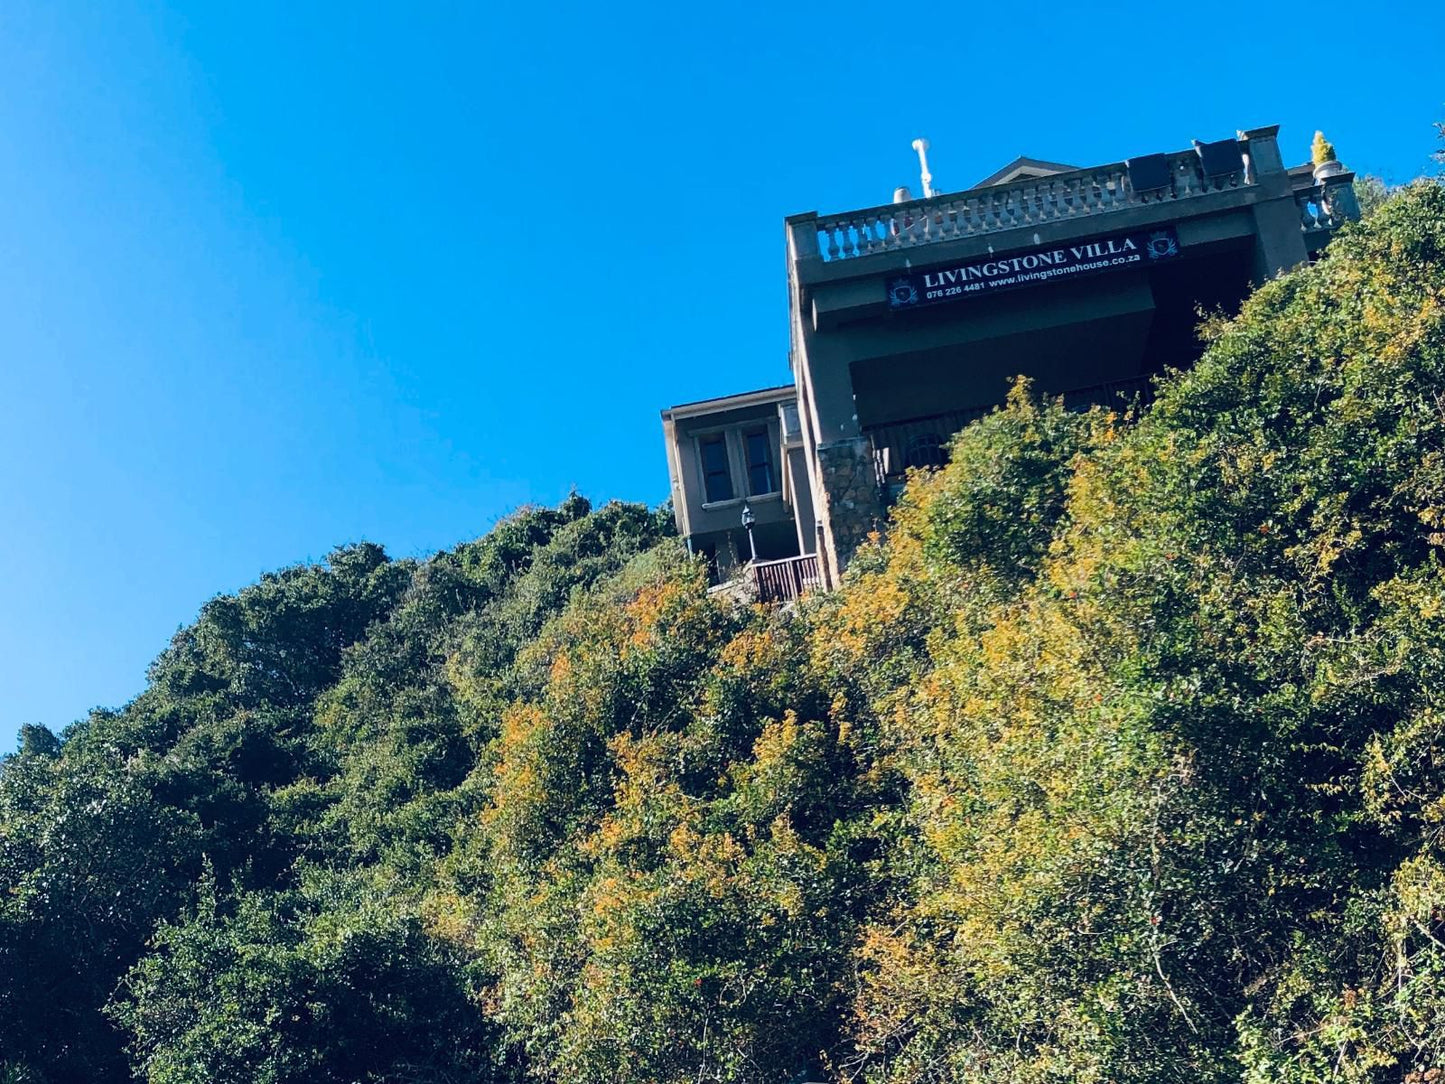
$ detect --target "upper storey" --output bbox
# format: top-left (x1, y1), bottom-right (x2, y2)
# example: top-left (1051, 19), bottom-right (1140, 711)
top-left (785, 126), bottom-right (1357, 296)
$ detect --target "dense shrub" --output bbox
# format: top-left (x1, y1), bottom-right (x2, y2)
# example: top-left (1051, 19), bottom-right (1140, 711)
top-left (3, 182), bottom-right (1444, 1083)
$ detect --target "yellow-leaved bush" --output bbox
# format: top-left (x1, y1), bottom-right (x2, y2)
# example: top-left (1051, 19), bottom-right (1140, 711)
top-left (448, 183), bottom-right (1445, 1084)
top-left (11, 187), bottom-right (1445, 1084)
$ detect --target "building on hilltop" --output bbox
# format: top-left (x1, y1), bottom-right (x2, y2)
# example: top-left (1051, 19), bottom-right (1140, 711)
top-left (661, 124), bottom-right (1360, 601)
top-left (660, 385), bottom-right (818, 583)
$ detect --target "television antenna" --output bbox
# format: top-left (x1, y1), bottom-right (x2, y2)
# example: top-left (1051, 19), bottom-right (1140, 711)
top-left (911, 138), bottom-right (937, 199)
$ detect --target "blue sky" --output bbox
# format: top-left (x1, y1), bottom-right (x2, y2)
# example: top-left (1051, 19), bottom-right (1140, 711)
top-left (1, 1), bottom-right (1441, 750)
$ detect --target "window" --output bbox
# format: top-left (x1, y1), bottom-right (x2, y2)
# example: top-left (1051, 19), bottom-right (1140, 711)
top-left (905, 433), bottom-right (946, 470)
top-left (699, 435), bottom-right (733, 503)
top-left (744, 428), bottom-right (776, 495)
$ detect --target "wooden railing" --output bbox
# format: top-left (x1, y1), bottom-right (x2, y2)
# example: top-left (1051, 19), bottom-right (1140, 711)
top-left (750, 554), bottom-right (821, 603)
top-left (1059, 374), bottom-right (1155, 412)
top-left (867, 406), bottom-right (992, 487)
top-left (867, 375), bottom-right (1154, 492)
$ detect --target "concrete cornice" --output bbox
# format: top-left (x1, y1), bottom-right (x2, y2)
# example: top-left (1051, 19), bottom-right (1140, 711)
top-left (792, 182), bottom-right (1287, 291)
top-left (662, 384), bottom-right (796, 421)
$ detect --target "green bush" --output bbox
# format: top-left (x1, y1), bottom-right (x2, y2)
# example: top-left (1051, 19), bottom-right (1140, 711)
top-left (4, 178), bottom-right (1445, 1084)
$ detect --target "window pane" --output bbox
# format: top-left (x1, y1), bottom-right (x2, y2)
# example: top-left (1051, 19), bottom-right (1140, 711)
top-left (701, 437), bottom-right (730, 474)
top-left (744, 429), bottom-right (775, 495)
top-left (700, 436), bottom-right (733, 502)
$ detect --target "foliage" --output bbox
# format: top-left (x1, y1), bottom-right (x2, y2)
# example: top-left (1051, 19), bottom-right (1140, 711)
top-left (1312, 130), bottom-right (1338, 166)
top-left (3, 181), bottom-right (1445, 1084)
top-left (0, 498), bottom-right (670, 1082)
top-left (454, 550), bottom-right (882, 1082)
top-left (842, 180), bottom-right (1445, 1083)
top-left (111, 869), bottom-right (500, 1084)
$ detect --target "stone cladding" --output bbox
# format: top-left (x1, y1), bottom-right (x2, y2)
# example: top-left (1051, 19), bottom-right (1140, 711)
top-left (815, 437), bottom-right (885, 571)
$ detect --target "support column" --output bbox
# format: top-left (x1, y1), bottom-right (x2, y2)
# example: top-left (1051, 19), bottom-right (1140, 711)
top-left (789, 218), bottom-right (887, 580)
top-left (1239, 125), bottom-right (1310, 280)
top-left (799, 351), bottom-right (886, 576)
top-left (814, 437), bottom-right (886, 572)
top-left (786, 446), bottom-right (818, 556)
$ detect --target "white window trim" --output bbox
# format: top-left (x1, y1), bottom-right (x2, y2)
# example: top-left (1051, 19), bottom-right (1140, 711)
top-left (693, 420), bottom-right (784, 511)
top-left (739, 421), bottom-right (783, 500)
top-left (695, 429), bottom-right (738, 506)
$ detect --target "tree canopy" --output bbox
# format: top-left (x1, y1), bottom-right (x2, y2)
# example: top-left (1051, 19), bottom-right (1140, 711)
top-left (4, 180), bottom-right (1445, 1083)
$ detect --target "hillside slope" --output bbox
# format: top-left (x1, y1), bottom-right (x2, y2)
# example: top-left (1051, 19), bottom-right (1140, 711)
top-left (3, 182), bottom-right (1444, 1084)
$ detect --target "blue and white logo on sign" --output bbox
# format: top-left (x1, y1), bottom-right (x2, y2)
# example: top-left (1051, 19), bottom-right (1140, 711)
top-left (1146, 231), bottom-right (1179, 260)
top-left (888, 278), bottom-right (919, 307)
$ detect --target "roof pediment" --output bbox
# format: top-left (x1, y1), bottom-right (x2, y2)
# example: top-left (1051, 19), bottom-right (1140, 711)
top-left (975, 156), bottom-right (1080, 187)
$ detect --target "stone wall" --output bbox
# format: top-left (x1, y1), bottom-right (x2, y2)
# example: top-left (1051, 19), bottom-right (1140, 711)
top-left (815, 437), bottom-right (885, 573)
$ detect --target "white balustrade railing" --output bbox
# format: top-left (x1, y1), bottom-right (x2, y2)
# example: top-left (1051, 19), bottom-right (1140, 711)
top-left (1296, 176), bottom-right (1354, 233)
top-left (813, 150), bottom-right (1250, 263)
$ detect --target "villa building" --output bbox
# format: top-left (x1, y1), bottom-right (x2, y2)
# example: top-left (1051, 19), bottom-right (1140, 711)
top-left (660, 385), bottom-right (817, 582)
top-left (661, 124), bottom-right (1360, 600)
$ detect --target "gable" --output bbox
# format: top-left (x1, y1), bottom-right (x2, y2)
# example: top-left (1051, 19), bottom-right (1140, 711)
top-left (974, 155), bottom-right (1081, 187)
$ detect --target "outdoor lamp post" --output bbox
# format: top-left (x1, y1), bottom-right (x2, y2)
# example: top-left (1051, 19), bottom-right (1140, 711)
top-left (741, 502), bottom-right (757, 563)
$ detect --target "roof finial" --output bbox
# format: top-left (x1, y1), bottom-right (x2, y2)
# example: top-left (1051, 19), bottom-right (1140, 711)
top-left (911, 138), bottom-right (936, 199)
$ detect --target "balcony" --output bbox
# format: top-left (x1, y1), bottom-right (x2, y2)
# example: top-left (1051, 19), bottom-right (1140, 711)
top-left (1295, 173), bottom-right (1357, 234)
top-left (751, 554), bottom-right (820, 603)
top-left (805, 147), bottom-right (1257, 265)
top-left (788, 132), bottom-right (1358, 269)
top-left (710, 554), bottom-right (822, 604)
top-left (868, 375), bottom-right (1155, 494)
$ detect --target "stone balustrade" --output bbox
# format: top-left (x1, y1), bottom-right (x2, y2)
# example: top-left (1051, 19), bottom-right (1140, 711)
top-left (812, 150), bottom-right (1253, 263)
top-left (1296, 173), bottom-right (1358, 233)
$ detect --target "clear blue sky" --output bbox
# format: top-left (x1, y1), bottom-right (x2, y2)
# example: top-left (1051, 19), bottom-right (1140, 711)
top-left (2, 1), bottom-right (1441, 750)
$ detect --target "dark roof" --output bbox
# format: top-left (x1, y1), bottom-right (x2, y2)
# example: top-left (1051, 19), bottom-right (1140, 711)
top-left (663, 384), bottom-right (795, 417)
top-left (974, 156), bottom-right (1081, 187)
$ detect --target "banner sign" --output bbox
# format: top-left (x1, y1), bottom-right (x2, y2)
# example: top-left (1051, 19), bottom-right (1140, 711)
top-left (886, 227), bottom-right (1180, 310)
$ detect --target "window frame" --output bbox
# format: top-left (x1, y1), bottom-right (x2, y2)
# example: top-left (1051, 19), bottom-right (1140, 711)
top-left (742, 425), bottom-right (779, 497)
top-left (692, 419), bottom-right (783, 511)
top-left (696, 431), bottom-right (735, 505)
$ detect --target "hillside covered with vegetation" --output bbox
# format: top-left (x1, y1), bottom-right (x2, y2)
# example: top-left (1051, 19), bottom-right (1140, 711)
top-left (4, 181), bottom-right (1445, 1084)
